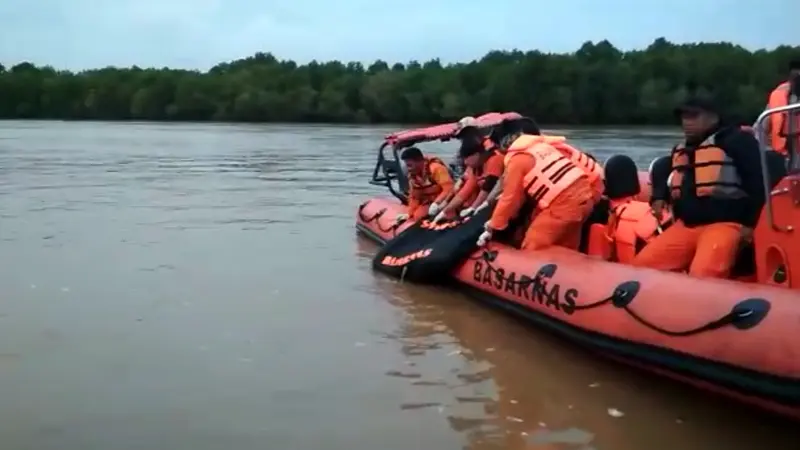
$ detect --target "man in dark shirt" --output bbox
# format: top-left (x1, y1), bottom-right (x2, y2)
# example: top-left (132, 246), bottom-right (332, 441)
top-left (631, 96), bottom-right (766, 279)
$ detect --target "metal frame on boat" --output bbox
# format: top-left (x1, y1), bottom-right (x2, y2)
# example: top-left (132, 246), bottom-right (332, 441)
top-left (754, 102), bottom-right (800, 232)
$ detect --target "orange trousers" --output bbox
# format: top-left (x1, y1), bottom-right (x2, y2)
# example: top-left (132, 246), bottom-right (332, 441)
top-left (521, 178), bottom-right (598, 251)
top-left (630, 220), bottom-right (743, 278)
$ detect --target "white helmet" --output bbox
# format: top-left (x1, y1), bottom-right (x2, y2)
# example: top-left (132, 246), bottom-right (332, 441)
top-left (455, 116), bottom-right (479, 136)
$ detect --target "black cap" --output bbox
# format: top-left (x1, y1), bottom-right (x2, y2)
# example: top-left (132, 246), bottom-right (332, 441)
top-left (458, 140), bottom-right (483, 159)
top-left (789, 58), bottom-right (800, 70)
top-left (673, 96), bottom-right (719, 117)
top-left (400, 146), bottom-right (423, 161)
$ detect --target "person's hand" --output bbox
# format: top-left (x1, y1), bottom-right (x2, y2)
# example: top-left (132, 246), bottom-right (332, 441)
top-left (476, 230), bottom-right (492, 247)
top-left (651, 200), bottom-right (666, 221)
top-left (474, 201), bottom-right (489, 212)
top-left (459, 207), bottom-right (475, 218)
top-left (394, 213), bottom-right (409, 224)
top-left (427, 202), bottom-right (441, 217)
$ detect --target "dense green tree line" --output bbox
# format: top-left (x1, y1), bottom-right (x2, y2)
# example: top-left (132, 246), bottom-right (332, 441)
top-left (0, 38), bottom-right (798, 125)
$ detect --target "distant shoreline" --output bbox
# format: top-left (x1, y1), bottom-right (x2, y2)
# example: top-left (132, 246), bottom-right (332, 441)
top-left (1, 38), bottom-right (794, 125)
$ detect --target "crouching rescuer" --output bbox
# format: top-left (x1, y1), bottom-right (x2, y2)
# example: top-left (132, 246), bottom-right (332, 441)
top-left (476, 119), bottom-right (599, 251)
top-left (394, 146), bottom-right (455, 224)
top-left (433, 138), bottom-right (504, 222)
top-left (630, 96), bottom-right (766, 279)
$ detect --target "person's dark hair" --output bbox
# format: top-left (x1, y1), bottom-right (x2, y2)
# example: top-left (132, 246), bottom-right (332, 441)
top-left (792, 73), bottom-right (800, 96)
top-left (519, 117), bottom-right (542, 135)
top-left (492, 117), bottom-right (541, 142)
top-left (603, 154), bottom-right (640, 200)
top-left (649, 155), bottom-right (672, 203)
top-left (788, 58), bottom-right (800, 71)
top-left (400, 146), bottom-right (424, 161)
top-left (458, 140), bottom-right (483, 159)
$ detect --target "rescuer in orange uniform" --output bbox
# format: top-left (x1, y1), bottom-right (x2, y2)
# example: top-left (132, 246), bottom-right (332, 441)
top-left (630, 96), bottom-right (766, 278)
top-left (394, 146), bottom-right (454, 224)
top-left (476, 120), bottom-right (598, 251)
top-left (764, 58), bottom-right (800, 156)
top-left (454, 116), bottom-right (502, 154)
top-left (556, 145), bottom-right (605, 201)
top-left (433, 138), bottom-right (505, 222)
top-left (603, 154), bottom-right (673, 263)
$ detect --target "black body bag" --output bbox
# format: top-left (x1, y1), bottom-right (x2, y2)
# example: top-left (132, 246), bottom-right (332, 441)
top-left (372, 207), bottom-right (492, 283)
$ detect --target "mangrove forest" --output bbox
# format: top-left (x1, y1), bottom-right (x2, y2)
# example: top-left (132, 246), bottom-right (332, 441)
top-left (0, 38), bottom-right (798, 125)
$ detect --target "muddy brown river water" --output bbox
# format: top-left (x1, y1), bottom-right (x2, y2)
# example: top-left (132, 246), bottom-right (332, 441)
top-left (0, 121), bottom-right (795, 449)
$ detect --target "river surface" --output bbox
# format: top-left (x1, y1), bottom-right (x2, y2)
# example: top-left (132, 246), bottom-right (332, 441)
top-left (0, 121), bottom-right (794, 450)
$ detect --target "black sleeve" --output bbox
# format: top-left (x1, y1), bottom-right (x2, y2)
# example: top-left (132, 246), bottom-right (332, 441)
top-left (725, 130), bottom-right (767, 228)
top-left (480, 175), bottom-right (499, 192)
top-left (649, 154), bottom-right (673, 202)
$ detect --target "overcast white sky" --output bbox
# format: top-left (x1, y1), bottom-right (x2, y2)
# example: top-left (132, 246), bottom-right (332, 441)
top-left (0, 0), bottom-right (795, 70)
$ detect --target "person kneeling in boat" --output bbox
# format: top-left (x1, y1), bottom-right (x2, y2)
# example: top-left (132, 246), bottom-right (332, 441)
top-left (476, 119), bottom-right (599, 251)
top-left (629, 96), bottom-right (766, 279)
top-left (604, 154), bottom-right (674, 263)
top-left (393, 146), bottom-right (455, 224)
top-left (437, 116), bottom-right (503, 210)
top-left (455, 116), bottom-right (502, 154)
top-left (433, 138), bottom-right (505, 223)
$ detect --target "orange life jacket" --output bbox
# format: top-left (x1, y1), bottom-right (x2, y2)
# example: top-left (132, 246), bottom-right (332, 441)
top-left (668, 131), bottom-right (748, 201)
top-left (606, 199), bottom-right (673, 263)
top-left (504, 135), bottom-right (586, 209)
top-left (535, 134), bottom-right (604, 194)
top-left (468, 150), bottom-right (502, 190)
top-left (767, 81), bottom-right (800, 155)
top-left (409, 156), bottom-right (448, 201)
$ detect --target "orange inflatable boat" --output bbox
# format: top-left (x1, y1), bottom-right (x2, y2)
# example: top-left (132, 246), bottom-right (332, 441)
top-left (356, 109), bottom-right (800, 420)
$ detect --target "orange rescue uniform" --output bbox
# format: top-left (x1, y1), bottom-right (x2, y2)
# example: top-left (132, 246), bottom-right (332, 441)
top-left (406, 156), bottom-right (454, 220)
top-left (551, 138), bottom-right (605, 198)
top-left (606, 198), bottom-right (673, 263)
top-left (630, 125), bottom-right (765, 278)
top-left (452, 150), bottom-right (505, 209)
top-left (487, 134), bottom-right (597, 251)
top-left (766, 81), bottom-right (800, 155)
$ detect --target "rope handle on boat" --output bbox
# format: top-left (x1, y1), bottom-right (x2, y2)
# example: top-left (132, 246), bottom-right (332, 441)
top-left (358, 201), bottom-right (476, 237)
top-left (471, 248), bottom-right (771, 337)
top-left (357, 204), bottom-right (400, 236)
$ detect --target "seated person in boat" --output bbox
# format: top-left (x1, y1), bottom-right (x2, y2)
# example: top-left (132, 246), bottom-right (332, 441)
top-left (393, 147), bottom-right (455, 224)
top-left (630, 96), bottom-right (766, 278)
top-left (433, 138), bottom-right (505, 222)
top-left (476, 119), bottom-right (599, 251)
top-left (603, 155), bottom-right (674, 263)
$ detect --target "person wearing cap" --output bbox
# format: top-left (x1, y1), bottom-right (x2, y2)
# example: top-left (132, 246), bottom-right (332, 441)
top-left (629, 96), bottom-right (766, 279)
top-left (764, 58), bottom-right (800, 156)
top-left (393, 146), bottom-right (454, 224)
top-left (476, 118), bottom-right (599, 251)
top-left (435, 116), bottom-right (502, 209)
top-left (432, 138), bottom-right (505, 222)
top-left (455, 116), bottom-right (501, 153)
